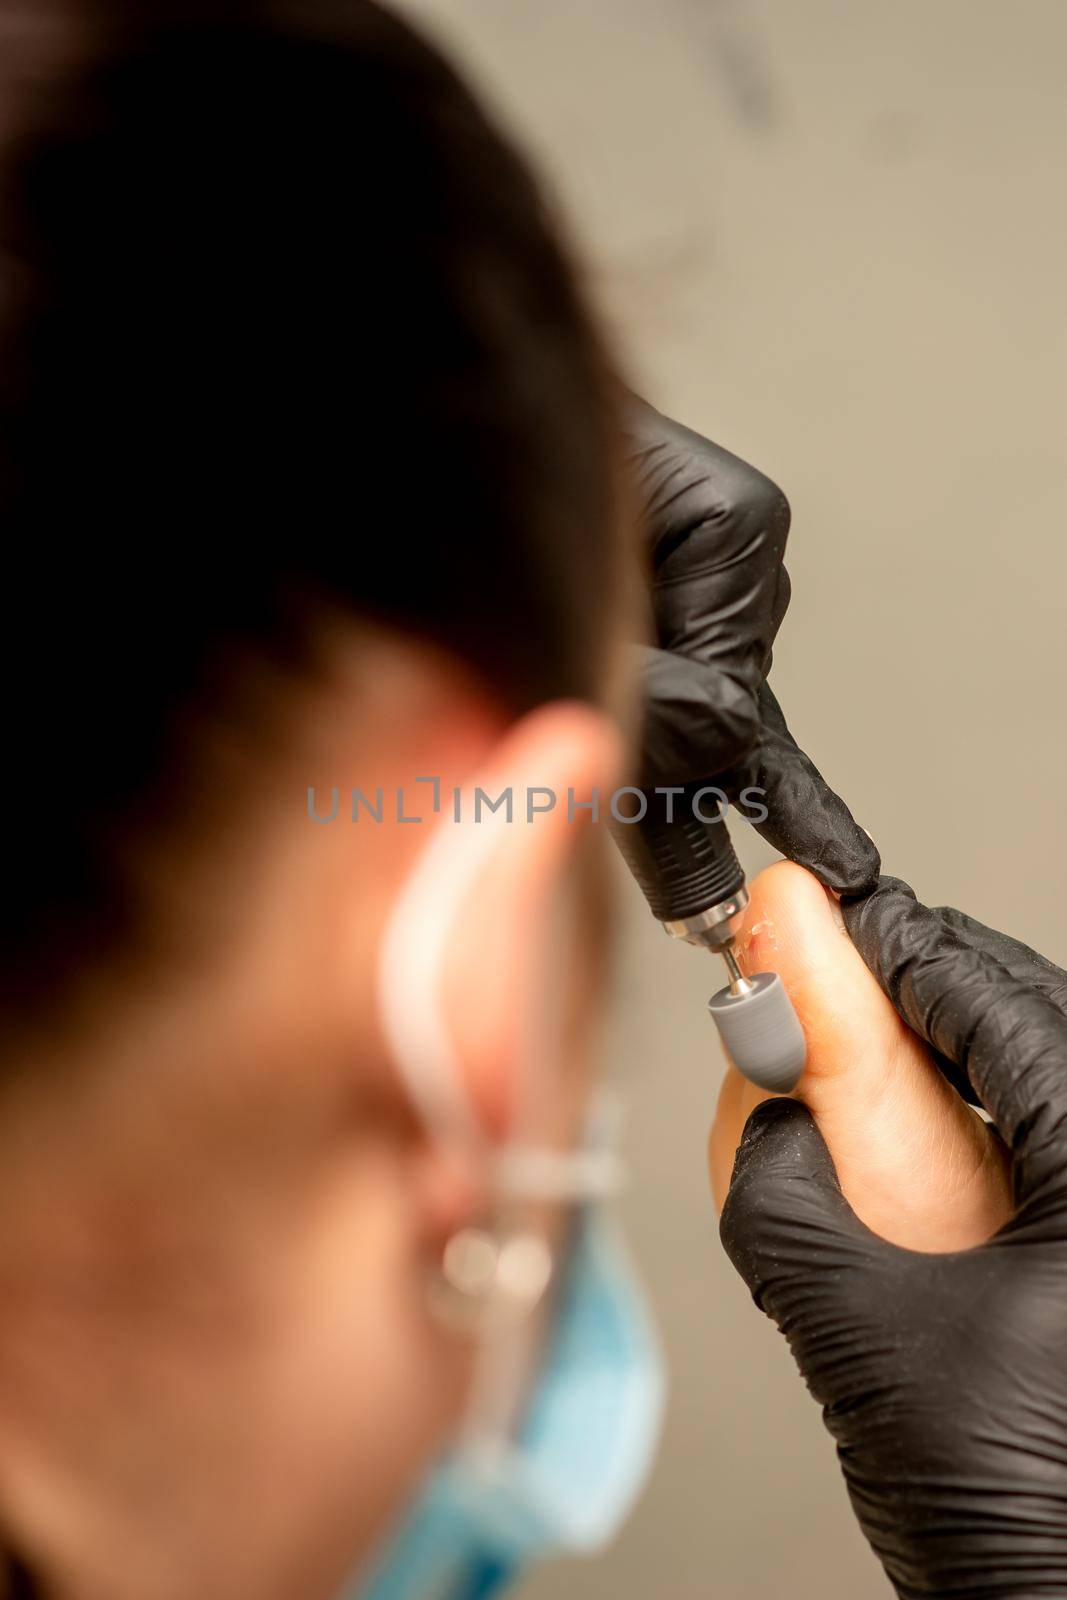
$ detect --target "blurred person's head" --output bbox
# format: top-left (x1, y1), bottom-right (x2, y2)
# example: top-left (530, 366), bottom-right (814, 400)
top-left (0, 2), bottom-right (631, 1594)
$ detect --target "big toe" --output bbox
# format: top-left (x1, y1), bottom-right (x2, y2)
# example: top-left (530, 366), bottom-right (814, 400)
top-left (735, 860), bottom-right (906, 1094)
top-left (712, 862), bottom-right (1012, 1250)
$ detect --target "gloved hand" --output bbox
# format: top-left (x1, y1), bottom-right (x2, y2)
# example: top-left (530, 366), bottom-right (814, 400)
top-left (626, 399), bottom-right (877, 893)
top-left (721, 874), bottom-right (1067, 1599)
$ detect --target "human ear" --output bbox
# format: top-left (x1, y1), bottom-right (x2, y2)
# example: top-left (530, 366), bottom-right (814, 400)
top-left (436, 700), bottom-right (622, 1146)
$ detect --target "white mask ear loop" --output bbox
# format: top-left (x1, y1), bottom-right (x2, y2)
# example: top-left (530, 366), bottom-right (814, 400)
top-left (377, 782), bottom-right (622, 1208)
top-left (377, 787), bottom-right (499, 1158)
top-left (378, 782), bottom-right (627, 1455)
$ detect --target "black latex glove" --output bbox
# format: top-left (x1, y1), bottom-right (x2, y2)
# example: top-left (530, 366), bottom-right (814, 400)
top-left (722, 873), bottom-right (1067, 1599)
top-left (626, 399), bottom-right (878, 894)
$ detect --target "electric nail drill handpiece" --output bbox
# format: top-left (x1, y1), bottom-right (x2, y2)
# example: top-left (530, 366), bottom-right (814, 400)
top-left (613, 780), bottom-right (806, 1094)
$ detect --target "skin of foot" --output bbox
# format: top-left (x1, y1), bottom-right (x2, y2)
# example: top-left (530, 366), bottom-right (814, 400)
top-left (708, 862), bottom-right (1013, 1252)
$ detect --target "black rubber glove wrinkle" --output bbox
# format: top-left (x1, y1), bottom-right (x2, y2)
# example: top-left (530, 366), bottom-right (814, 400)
top-left (722, 876), bottom-right (1067, 1598)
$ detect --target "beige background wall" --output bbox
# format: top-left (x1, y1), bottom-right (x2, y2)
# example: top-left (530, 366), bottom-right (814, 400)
top-left (396, 3), bottom-right (1067, 1594)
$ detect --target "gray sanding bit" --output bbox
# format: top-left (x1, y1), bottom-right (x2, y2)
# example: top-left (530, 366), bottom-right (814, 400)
top-left (610, 789), bottom-right (805, 1092)
top-left (707, 943), bottom-right (806, 1093)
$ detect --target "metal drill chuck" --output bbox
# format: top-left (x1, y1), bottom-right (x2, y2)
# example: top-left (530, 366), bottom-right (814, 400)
top-left (663, 884), bottom-right (749, 952)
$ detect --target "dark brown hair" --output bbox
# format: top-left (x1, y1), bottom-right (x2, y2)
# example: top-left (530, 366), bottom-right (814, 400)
top-left (0, 0), bottom-right (622, 1015)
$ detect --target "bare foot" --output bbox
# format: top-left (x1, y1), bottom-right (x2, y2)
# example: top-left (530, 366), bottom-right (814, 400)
top-left (709, 862), bottom-right (1012, 1251)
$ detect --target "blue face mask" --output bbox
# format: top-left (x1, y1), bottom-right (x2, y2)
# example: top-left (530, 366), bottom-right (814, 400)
top-left (358, 780), bottom-right (666, 1600)
top-left (354, 1206), bottom-right (664, 1600)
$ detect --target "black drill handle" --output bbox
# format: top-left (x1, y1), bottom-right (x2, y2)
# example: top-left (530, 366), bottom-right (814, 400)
top-left (612, 779), bottom-right (745, 925)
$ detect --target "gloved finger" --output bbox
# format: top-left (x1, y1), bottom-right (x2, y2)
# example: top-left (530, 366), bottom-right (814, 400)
top-left (749, 683), bottom-right (881, 895)
top-left (932, 905), bottom-right (1067, 1015)
top-left (926, 1045), bottom-right (983, 1110)
top-left (843, 878), bottom-right (1067, 1215)
top-left (635, 644), bottom-right (760, 788)
top-left (927, 907), bottom-right (1067, 1099)
top-left (624, 400), bottom-right (791, 696)
top-left (720, 1099), bottom-right (887, 1398)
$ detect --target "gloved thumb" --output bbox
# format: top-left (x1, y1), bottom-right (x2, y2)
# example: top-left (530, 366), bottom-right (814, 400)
top-left (636, 643), bottom-right (761, 788)
top-left (751, 684), bottom-right (880, 895)
top-left (719, 1098), bottom-right (875, 1330)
